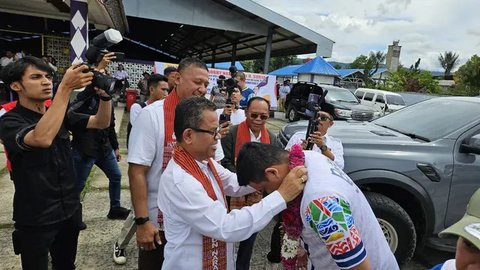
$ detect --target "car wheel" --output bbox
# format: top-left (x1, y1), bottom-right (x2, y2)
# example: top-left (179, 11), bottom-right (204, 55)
top-left (287, 106), bottom-right (300, 122)
top-left (364, 192), bottom-right (416, 266)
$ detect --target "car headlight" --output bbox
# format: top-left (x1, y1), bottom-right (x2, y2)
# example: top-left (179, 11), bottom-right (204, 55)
top-left (334, 108), bottom-right (352, 118)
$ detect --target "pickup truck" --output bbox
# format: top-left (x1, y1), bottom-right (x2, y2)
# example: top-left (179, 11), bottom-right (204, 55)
top-left (277, 97), bottom-right (480, 265)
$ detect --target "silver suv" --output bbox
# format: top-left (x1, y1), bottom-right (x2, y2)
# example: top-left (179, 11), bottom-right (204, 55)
top-left (277, 97), bottom-right (480, 265)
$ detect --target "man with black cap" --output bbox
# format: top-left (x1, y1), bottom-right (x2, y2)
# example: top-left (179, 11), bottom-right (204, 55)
top-left (285, 102), bottom-right (344, 169)
top-left (430, 188), bottom-right (480, 270)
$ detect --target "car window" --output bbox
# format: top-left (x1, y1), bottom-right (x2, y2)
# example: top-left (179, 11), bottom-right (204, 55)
top-left (355, 91), bottom-right (364, 99)
top-left (374, 99), bottom-right (480, 140)
top-left (376, 95), bottom-right (385, 103)
top-left (386, 95), bottom-right (406, 106)
top-left (364, 92), bottom-right (374, 101)
top-left (325, 88), bottom-right (359, 103)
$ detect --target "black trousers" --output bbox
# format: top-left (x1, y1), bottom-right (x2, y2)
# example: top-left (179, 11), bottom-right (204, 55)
top-left (138, 230), bottom-right (165, 270)
top-left (12, 208), bottom-right (82, 270)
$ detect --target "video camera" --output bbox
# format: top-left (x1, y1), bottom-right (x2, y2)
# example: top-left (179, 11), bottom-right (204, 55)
top-left (305, 87), bottom-right (328, 150)
top-left (81, 29), bottom-right (123, 96)
top-left (218, 66), bottom-right (240, 124)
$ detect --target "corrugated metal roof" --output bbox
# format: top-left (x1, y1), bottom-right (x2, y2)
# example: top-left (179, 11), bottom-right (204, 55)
top-left (268, 65), bottom-right (301, 76)
top-left (336, 68), bottom-right (363, 78)
top-left (294, 56), bottom-right (340, 76)
top-left (207, 61), bottom-right (244, 71)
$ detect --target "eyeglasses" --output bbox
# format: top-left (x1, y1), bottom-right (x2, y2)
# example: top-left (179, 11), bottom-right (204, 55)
top-left (249, 113), bottom-right (269, 120)
top-left (318, 115), bottom-right (333, 122)
top-left (190, 127), bottom-right (221, 138)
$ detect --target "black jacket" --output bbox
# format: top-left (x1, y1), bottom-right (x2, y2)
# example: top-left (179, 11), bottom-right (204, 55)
top-left (220, 124), bottom-right (276, 172)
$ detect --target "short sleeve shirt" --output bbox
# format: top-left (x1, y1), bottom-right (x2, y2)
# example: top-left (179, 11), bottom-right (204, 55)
top-left (0, 104), bottom-right (88, 226)
top-left (301, 151), bottom-right (398, 269)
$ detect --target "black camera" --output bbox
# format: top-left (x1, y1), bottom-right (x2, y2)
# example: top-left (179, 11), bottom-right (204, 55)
top-left (83, 29), bottom-right (123, 95)
top-left (217, 66), bottom-right (239, 100)
top-left (81, 65), bottom-right (117, 95)
top-left (305, 88), bottom-right (328, 150)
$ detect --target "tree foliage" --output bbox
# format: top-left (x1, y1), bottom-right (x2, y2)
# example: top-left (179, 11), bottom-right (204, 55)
top-left (455, 55), bottom-right (480, 88)
top-left (349, 51), bottom-right (385, 84)
top-left (438, 51), bottom-right (459, 78)
top-left (386, 68), bottom-right (441, 94)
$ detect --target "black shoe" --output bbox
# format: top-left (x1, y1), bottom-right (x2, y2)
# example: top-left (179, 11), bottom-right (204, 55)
top-left (107, 207), bottom-right (131, 220)
top-left (79, 221), bottom-right (87, 231)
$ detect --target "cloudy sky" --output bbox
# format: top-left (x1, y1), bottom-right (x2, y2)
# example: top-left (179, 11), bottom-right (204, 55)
top-left (253, 0), bottom-right (480, 71)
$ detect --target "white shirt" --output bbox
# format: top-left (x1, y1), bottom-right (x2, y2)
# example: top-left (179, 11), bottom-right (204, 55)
top-left (129, 101), bottom-right (148, 125)
top-left (0, 108), bottom-right (6, 118)
top-left (301, 151), bottom-right (398, 270)
top-left (0, 56), bottom-right (13, 67)
top-left (285, 131), bottom-right (344, 169)
top-left (127, 99), bottom-right (168, 226)
top-left (113, 70), bottom-right (129, 80)
top-left (158, 158), bottom-right (286, 270)
top-left (215, 108), bottom-right (246, 125)
top-left (279, 85), bottom-right (291, 98)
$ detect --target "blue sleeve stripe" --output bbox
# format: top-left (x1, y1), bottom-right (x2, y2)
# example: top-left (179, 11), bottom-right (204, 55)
top-left (333, 242), bottom-right (367, 269)
top-left (331, 240), bottom-right (365, 261)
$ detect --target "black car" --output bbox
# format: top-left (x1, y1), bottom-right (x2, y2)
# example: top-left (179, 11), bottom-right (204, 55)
top-left (284, 82), bottom-right (376, 122)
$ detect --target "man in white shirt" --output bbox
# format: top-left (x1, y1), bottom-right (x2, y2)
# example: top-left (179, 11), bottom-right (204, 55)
top-left (285, 102), bottom-right (344, 169)
top-left (215, 87), bottom-right (245, 125)
top-left (278, 79), bottom-right (291, 112)
top-left (113, 74), bottom-right (169, 265)
top-left (0, 50), bottom-right (14, 68)
top-left (127, 58), bottom-right (226, 269)
top-left (236, 143), bottom-right (399, 270)
top-left (157, 97), bottom-right (307, 270)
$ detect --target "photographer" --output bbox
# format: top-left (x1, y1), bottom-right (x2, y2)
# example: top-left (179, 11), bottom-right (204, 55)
top-left (209, 74), bottom-right (227, 109)
top-left (69, 53), bottom-right (130, 226)
top-left (0, 56), bottom-right (111, 270)
top-left (215, 87), bottom-right (244, 125)
top-left (285, 102), bottom-right (344, 169)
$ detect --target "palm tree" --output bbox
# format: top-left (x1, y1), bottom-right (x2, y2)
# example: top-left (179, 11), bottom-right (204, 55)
top-left (438, 51), bottom-right (459, 78)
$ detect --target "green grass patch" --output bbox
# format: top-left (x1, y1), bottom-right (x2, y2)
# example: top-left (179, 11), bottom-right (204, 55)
top-left (0, 223), bottom-right (14, 229)
top-left (80, 166), bottom-right (97, 201)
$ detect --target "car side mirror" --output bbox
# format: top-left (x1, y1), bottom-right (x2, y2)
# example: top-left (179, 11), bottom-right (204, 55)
top-left (460, 134), bottom-right (480, 155)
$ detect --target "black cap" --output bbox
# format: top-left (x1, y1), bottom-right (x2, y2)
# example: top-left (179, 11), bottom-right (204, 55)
top-left (320, 102), bottom-right (336, 118)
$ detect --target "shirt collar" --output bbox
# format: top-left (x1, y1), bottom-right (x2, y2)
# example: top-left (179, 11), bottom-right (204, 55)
top-left (249, 128), bottom-right (262, 142)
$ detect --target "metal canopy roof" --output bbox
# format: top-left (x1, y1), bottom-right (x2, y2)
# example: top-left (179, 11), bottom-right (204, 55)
top-left (294, 56), bottom-right (340, 76)
top-left (0, 0), bottom-right (128, 33)
top-left (123, 0), bottom-right (334, 63)
top-left (0, 0), bottom-right (334, 65)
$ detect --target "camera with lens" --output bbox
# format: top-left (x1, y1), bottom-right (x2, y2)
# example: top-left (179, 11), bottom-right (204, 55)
top-left (82, 29), bottom-right (124, 96)
top-left (218, 66), bottom-right (240, 124)
top-left (305, 87), bottom-right (328, 150)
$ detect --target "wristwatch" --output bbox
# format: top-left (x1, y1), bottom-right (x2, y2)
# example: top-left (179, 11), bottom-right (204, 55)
top-left (134, 216), bottom-right (150, 225)
top-left (319, 145), bottom-right (328, 152)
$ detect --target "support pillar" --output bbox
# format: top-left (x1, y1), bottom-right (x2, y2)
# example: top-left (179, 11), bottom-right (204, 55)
top-left (263, 27), bottom-right (273, 73)
top-left (70, 0), bottom-right (88, 64)
top-left (231, 43), bottom-right (237, 67)
top-left (212, 47), bottom-right (216, 68)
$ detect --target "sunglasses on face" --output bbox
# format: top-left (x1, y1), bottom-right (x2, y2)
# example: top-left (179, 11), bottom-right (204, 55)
top-left (318, 115), bottom-right (333, 122)
top-left (190, 126), bottom-right (221, 138)
top-left (249, 113), bottom-right (269, 120)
